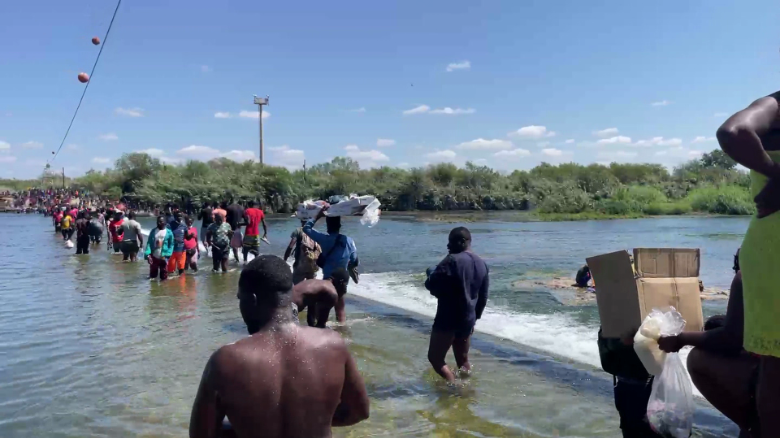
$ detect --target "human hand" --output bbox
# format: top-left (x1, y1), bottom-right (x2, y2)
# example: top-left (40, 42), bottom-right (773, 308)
top-left (755, 177), bottom-right (780, 218)
top-left (315, 205), bottom-right (329, 220)
top-left (658, 335), bottom-right (684, 353)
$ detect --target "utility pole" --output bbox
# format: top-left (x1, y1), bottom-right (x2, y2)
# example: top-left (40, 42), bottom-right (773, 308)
top-left (253, 95), bottom-right (269, 165)
top-left (303, 160), bottom-right (307, 184)
top-left (62, 167), bottom-right (65, 189)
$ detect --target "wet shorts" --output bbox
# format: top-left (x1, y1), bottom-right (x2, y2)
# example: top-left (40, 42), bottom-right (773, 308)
top-left (121, 240), bottom-right (139, 256)
top-left (242, 234), bottom-right (260, 253)
top-left (167, 251), bottom-right (186, 272)
top-left (432, 323), bottom-right (475, 340)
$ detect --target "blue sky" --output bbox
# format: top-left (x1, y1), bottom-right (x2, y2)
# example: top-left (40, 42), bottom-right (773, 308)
top-left (1, 0), bottom-right (779, 179)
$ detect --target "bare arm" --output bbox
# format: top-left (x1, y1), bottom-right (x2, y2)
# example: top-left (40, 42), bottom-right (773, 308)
top-left (189, 354), bottom-right (226, 438)
top-left (332, 345), bottom-right (369, 427)
top-left (283, 236), bottom-right (297, 261)
top-left (717, 95), bottom-right (780, 177)
top-left (136, 225), bottom-right (144, 248)
top-left (261, 217), bottom-right (268, 238)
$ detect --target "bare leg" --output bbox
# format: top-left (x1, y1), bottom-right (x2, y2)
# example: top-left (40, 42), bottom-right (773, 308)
top-left (428, 329), bottom-right (457, 383)
top-left (334, 295), bottom-right (346, 323)
top-left (688, 348), bottom-right (757, 431)
top-left (757, 355), bottom-right (780, 435)
top-left (221, 257), bottom-right (228, 272)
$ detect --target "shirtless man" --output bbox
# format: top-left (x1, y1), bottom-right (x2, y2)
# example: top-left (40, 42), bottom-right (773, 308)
top-left (292, 268), bottom-right (350, 328)
top-left (189, 255), bottom-right (369, 438)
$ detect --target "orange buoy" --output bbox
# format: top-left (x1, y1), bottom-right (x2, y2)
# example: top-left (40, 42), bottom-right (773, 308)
top-left (78, 72), bottom-right (89, 83)
top-left (92, 37), bottom-right (100, 45)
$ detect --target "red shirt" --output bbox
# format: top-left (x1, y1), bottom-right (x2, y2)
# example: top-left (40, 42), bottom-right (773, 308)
top-left (109, 219), bottom-right (124, 243)
top-left (244, 208), bottom-right (264, 236)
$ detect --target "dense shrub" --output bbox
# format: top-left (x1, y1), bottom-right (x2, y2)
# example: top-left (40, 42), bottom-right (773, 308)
top-left (686, 186), bottom-right (756, 215)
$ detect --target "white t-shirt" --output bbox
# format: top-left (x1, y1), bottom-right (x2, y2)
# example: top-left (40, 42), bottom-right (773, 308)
top-left (153, 229), bottom-right (166, 258)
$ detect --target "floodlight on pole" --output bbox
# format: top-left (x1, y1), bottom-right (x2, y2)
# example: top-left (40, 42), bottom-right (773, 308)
top-left (253, 95), bottom-right (269, 165)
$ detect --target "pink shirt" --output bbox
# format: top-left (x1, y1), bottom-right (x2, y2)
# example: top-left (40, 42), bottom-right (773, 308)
top-left (183, 227), bottom-right (198, 250)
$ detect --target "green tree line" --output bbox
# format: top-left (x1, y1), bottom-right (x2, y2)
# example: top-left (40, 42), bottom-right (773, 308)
top-left (1, 149), bottom-right (756, 217)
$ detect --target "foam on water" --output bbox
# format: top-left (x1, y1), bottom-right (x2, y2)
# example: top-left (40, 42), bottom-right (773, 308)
top-left (349, 271), bottom-right (700, 397)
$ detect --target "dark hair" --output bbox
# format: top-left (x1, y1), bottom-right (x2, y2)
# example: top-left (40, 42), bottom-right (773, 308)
top-left (157, 215), bottom-right (166, 223)
top-left (449, 227), bottom-right (471, 243)
top-left (326, 216), bottom-right (341, 232)
top-left (247, 200), bottom-right (256, 207)
top-left (239, 255), bottom-right (293, 305)
top-left (128, 211), bottom-right (136, 220)
top-left (202, 201), bottom-right (210, 207)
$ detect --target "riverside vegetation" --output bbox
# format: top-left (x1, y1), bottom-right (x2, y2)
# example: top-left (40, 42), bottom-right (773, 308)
top-left (2, 149), bottom-right (756, 219)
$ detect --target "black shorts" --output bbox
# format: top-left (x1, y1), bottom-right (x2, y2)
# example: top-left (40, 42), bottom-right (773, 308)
top-left (432, 322), bottom-right (475, 340)
top-left (121, 240), bottom-right (139, 256)
top-left (212, 245), bottom-right (228, 261)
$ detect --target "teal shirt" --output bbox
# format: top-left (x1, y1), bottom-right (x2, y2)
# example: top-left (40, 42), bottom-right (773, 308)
top-left (144, 228), bottom-right (174, 258)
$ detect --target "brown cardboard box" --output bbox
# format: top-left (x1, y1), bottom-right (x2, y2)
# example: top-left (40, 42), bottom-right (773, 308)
top-left (587, 249), bottom-right (704, 338)
top-left (633, 248), bottom-right (700, 278)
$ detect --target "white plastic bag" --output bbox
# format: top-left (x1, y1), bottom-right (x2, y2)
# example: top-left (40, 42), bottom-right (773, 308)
top-left (360, 198), bottom-right (381, 227)
top-left (633, 308), bottom-right (686, 376)
top-left (647, 353), bottom-right (695, 438)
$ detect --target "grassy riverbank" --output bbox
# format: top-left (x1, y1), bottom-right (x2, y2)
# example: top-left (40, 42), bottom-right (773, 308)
top-left (3, 148), bottom-right (755, 219)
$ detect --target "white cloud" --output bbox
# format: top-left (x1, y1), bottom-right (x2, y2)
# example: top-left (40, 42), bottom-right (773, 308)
top-left (598, 150), bottom-right (637, 159)
top-left (425, 150), bottom-right (457, 161)
top-left (376, 138), bottom-right (396, 147)
top-left (99, 133), bottom-right (118, 141)
top-left (115, 107), bottom-right (144, 117)
top-left (402, 105), bottom-right (430, 115)
top-left (221, 150), bottom-right (256, 162)
top-left (201, 65), bottom-right (211, 73)
top-left (268, 145), bottom-right (305, 168)
top-left (656, 147), bottom-right (703, 159)
top-left (446, 60), bottom-right (471, 72)
top-left (508, 125), bottom-right (556, 139)
top-left (349, 107), bottom-right (367, 113)
top-left (0, 141), bottom-right (9, 151)
top-left (176, 145), bottom-right (220, 158)
top-left (0, 156), bottom-right (16, 163)
top-left (91, 157), bottom-right (110, 164)
top-left (537, 141), bottom-right (550, 148)
top-left (634, 137), bottom-right (682, 147)
top-left (22, 141), bottom-right (43, 149)
top-left (494, 148), bottom-right (530, 158)
top-left (541, 148), bottom-right (564, 157)
top-left (344, 144), bottom-right (390, 167)
top-left (593, 128), bottom-right (619, 138)
top-left (65, 144), bottom-right (80, 151)
top-left (214, 112), bottom-right (232, 119)
top-left (473, 158), bottom-right (488, 165)
top-left (596, 136), bottom-right (632, 145)
top-left (238, 110), bottom-right (270, 119)
top-left (651, 100), bottom-right (671, 107)
top-left (691, 136), bottom-right (715, 144)
top-left (430, 107), bottom-right (475, 115)
top-left (564, 139), bottom-right (575, 144)
top-left (136, 148), bottom-right (166, 157)
top-left (713, 112), bottom-right (729, 118)
top-left (456, 138), bottom-right (513, 150)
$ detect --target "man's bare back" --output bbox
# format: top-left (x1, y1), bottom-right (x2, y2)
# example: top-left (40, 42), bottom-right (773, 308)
top-left (190, 256), bottom-right (368, 438)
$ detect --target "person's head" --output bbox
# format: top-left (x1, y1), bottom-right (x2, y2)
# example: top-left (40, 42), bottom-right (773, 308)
top-left (174, 211), bottom-right (183, 223)
top-left (238, 255), bottom-right (294, 334)
top-left (329, 268), bottom-right (350, 297)
top-left (447, 227), bottom-right (471, 254)
top-left (85, 211), bottom-right (91, 220)
top-left (185, 215), bottom-right (193, 227)
top-left (77, 211), bottom-right (85, 219)
top-left (203, 201), bottom-right (210, 208)
top-left (215, 212), bottom-right (224, 224)
top-left (326, 216), bottom-right (341, 234)
top-left (733, 248), bottom-right (741, 273)
top-left (247, 200), bottom-right (256, 208)
top-left (220, 201), bottom-right (228, 209)
top-left (128, 211), bottom-right (136, 220)
top-left (114, 211), bottom-right (123, 221)
top-left (156, 215), bottom-right (166, 230)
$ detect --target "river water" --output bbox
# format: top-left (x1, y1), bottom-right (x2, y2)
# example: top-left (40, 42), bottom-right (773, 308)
top-left (0, 213), bottom-right (746, 437)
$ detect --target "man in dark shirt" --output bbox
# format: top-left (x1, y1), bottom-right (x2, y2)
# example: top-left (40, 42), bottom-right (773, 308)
top-left (225, 201), bottom-right (245, 262)
top-left (424, 227), bottom-right (489, 383)
top-left (75, 211), bottom-right (91, 255)
top-left (197, 202), bottom-right (214, 250)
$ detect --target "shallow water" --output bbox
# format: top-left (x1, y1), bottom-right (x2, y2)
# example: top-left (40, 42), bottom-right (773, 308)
top-left (0, 213), bottom-right (745, 437)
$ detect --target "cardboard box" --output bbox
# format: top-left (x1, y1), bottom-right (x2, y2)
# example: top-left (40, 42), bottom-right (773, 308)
top-left (633, 248), bottom-right (700, 278)
top-left (587, 249), bottom-right (704, 338)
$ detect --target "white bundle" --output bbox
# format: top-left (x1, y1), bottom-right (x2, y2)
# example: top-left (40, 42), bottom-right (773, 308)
top-left (295, 195), bottom-right (381, 227)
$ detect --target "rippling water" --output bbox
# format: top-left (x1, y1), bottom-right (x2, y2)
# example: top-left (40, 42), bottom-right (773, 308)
top-left (0, 213), bottom-right (744, 437)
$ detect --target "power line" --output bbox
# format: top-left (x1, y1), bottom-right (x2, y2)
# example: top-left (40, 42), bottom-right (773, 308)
top-left (48, 0), bottom-right (123, 166)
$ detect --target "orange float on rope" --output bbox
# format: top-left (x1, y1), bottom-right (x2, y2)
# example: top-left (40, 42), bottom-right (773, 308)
top-left (92, 37), bottom-right (100, 45)
top-left (78, 72), bottom-right (89, 83)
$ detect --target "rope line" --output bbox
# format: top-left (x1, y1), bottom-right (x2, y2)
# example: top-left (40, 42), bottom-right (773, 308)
top-left (48, 0), bottom-right (123, 166)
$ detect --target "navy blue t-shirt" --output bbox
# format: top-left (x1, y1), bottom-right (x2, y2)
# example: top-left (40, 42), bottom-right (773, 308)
top-left (425, 251), bottom-right (489, 330)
